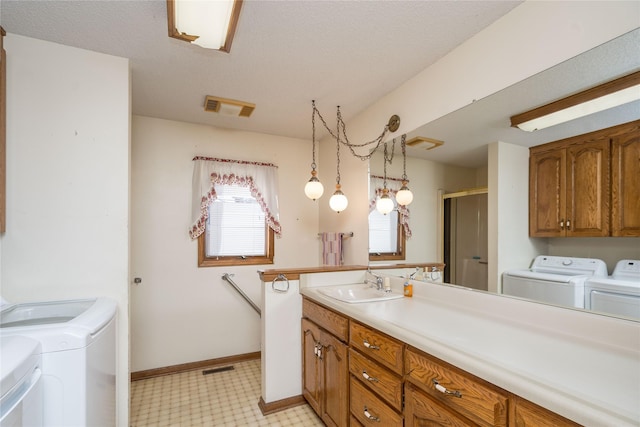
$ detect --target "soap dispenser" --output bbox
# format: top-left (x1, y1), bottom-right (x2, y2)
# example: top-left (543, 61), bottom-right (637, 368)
top-left (403, 276), bottom-right (413, 297)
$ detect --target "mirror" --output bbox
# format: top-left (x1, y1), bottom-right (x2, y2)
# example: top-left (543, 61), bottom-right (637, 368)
top-left (369, 28), bottom-right (640, 321)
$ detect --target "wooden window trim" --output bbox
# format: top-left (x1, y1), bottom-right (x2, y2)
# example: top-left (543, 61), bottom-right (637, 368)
top-left (369, 217), bottom-right (406, 261)
top-left (198, 225), bottom-right (274, 267)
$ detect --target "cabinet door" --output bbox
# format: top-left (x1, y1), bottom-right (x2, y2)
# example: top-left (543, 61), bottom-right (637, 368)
top-left (405, 383), bottom-right (473, 427)
top-left (302, 318), bottom-right (322, 416)
top-left (566, 137), bottom-right (610, 236)
top-left (611, 127), bottom-right (640, 236)
top-left (321, 330), bottom-right (349, 427)
top-left (529, 149), bottom-right (566, 237)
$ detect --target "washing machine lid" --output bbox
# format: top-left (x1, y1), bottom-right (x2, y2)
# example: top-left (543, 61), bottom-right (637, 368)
top-left (529, 256), bottom-right (608, 277)
top-left (0, 336), bottom-right (40, 399)
top-left (503, 270), bottom-right (588, 284)
top-left (0, 299), bottom-right (96, 329)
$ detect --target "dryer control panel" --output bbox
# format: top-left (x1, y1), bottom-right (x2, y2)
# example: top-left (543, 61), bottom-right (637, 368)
top-left (612, 260), bottom-right (640, 281)
top-left (531, 256), bottom-right (608, 277)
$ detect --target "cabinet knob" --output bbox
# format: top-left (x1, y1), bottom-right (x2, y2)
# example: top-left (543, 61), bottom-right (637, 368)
top-left (432, 379), bottom-right (462, 398)
top-left (362, 370), bottom-right (379, 383)
top-left (560, 219), bottom-right (565, 229)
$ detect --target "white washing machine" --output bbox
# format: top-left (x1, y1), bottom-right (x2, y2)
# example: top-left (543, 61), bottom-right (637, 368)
top-left (585, 259), bottom-right (640, 320)
top-left (0, 298), bottom-right (117, 427)
top-left (1, 335), bottom-right (43, 426)
top-left (502, 256), bottom-right (608, 308)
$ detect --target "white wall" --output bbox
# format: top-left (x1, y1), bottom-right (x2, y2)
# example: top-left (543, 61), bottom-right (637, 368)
top-left (2, 34), bottom-right (130, 426)
top-left (489, 142), bottom-right (546, 293)
top-left (342, 1), bottom-right (640, 143)
top-left (130, 115), bottom-right (319, 371)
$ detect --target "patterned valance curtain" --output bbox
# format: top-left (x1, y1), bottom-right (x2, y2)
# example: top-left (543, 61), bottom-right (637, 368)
top-left (190, 156), bottom-right (281, 239)
top-left (369, 175), bottom-right (412, 238)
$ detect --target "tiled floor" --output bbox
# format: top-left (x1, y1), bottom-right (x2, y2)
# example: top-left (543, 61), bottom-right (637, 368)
top-left (130, 359), bottom-right (324, 426)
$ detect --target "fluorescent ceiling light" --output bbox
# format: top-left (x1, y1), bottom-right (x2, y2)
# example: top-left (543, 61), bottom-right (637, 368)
top-left (511, 71), bottom-right (640, 132)
top-left (405, 136), bottom-right (444, 150)
top-left (167, 0), bottom-right (243, 52)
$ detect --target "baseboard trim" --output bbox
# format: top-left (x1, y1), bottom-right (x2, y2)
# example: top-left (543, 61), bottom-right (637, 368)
top-left (258, 395), bottom-right (307, 415)
top-left (131, 351), bottom-right (261, 381)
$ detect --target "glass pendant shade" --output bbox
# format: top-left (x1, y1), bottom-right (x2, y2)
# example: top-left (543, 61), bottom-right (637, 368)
top-left (396, 182), bottom-right (414, 206)
top-left (376, 193), bottom-right (394, 215)
top-left (329, 186), bottom-right (348, 213)
top-left (304, 173), bottom-right (324, 201)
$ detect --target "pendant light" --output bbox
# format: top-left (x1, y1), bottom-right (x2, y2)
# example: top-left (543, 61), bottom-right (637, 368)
top-left (304, 101), bottom-right (324, 200)
top-left (395, 135), bottom-right (413, 206)
top-left (376, 142), bottom-right (394, 215)
top-left (329, 117), bottom-right (348, 213)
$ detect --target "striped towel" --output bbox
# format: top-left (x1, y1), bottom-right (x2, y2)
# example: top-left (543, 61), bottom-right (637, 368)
top-left (321, 232), bottom-right (343, 266)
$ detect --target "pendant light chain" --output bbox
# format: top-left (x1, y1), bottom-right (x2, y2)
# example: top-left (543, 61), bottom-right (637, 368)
top-left (401, 134), bottom-right (408, 181)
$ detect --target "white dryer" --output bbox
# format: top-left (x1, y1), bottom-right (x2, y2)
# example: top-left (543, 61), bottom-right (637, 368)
top-left (0, 297), bottom-right (117, 427)
top-left (585, 259), bottom-right (640, 320)
top-left (502, 256), bottom-right (608, 308)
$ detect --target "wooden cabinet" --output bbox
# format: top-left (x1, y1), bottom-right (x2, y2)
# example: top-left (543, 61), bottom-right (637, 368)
top-left (301, 295), bottom-right (588, 426)
top-left (611, 125), bottom-right (640, 236)
top-left (349, 322), bottom-right (404, 425)
top-left (511, 396), bottom-right (581, 427)
top-left (529, 120), bottom-right (639, 237)
top-left (302, 299), bottom-right (349, 427)
top-left (406, 347), bottom-right (508, 427)
top-left (529, 137), bottom-right (609, 237)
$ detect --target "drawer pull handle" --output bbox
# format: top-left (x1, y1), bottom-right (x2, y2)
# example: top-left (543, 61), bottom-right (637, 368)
top-left (433, 379), bottom-right (462, 398)
top-left (362, 370), bottom-right (379, 383)
top-left (363, 406), bottom-right (380, 422)
top-left (363, 339), bottom-right (380, 350)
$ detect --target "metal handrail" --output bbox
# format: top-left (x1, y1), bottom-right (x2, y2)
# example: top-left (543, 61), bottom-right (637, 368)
top-left (222, 273), bottom-right (261, 316)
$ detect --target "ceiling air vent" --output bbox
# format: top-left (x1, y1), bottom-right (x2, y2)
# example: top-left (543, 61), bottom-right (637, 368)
top-left (406, 136), bottom-right (444, 150)
top-left (204, 96), bottom-right (255, 117)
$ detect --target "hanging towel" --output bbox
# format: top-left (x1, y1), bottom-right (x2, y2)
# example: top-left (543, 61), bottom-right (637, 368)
top-left (321, 232), bottom-right (343, 266)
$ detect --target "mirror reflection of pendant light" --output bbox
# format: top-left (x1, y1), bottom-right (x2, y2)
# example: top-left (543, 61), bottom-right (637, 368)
top-left (304, 101), bottom-right (324, 201)
top-left (395, 135), bottom-right (413, 206)
top-left (166, 0), bottom-right (243, 52)
top-left (510, 71), bottom-right (640, 132)
top-left (376, 142), bottom-right (395, 215)
top-left (307, 101), bottom-right (406, 213)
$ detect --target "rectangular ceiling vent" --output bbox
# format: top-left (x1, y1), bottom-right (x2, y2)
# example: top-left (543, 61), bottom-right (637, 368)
top-left (406, 136), bottom-right (444, 150)
top-left (204, 96), bottom-right (255, 117)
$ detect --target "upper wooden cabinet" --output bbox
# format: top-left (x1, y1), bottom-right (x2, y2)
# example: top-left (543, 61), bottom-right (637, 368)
top-left (611, 125), bottom-right (640, 236)
top-left (529, 120), bottom-right (640, 237)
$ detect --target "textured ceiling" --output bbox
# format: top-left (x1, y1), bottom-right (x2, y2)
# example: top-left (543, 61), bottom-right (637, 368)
top-left (0, 0), bottom-right (521, 141)
top-left (2, 1), bottom-right (638, 168)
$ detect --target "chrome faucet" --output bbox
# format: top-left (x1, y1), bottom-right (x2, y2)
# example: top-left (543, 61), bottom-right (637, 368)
top-left (364, 271), bottom-right (384, 290)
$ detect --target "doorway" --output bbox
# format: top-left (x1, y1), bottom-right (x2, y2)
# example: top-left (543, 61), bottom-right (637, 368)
top-left (442, 188), bottom-right (488, 291)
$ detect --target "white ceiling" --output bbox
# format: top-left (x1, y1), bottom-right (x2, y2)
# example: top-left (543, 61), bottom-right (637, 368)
top-left (1, 1), bottom-right (638, 168)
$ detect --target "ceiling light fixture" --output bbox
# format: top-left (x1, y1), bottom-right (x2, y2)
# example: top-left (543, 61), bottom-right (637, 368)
top-left (204, 96), bottom-right (255, 117)
top-left (307, 101), bottom-right (412, 213)
top-left (167, 0), bottom-right (243, 52)
top-left (510, 71), bottom-right (640, 132)
top-left (405, 136), bottom-right (444, 150)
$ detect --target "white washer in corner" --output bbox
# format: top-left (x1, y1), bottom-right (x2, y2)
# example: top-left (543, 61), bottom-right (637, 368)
top-left (1, 335), bottom-right (43, 426)
top-left (0, 297), bottom-right (117, 427)
top-left (585, 259), bottom-right (640, 320)
top-left (502, 256), bottom-right (608, 308)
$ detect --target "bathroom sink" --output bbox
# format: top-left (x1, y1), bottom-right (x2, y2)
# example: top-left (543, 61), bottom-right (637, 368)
top-left (317, 284), bottom-right (404, 304)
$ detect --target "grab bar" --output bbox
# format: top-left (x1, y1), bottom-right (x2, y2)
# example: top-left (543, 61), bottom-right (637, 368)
top-left (222, 273), bottom-right (261, 316)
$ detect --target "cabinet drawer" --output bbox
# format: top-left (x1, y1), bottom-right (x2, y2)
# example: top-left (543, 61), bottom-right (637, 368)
top-left (349, 348), bottom-right (403, 411)
top-left (302, 298), bottom-right (349, 342)
top-left (350, 321), bottom-right (403, 374)
top-left (405, 382), bottom-right (475, 427)
top-left (350, 376), bottom-right (403, 427)
top-left (406, 348), bottom-right (508, 427)
top-left (512, 396), bottom-right (581, 427)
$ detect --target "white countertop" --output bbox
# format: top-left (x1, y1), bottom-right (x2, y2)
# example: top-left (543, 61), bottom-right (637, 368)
top-left (301, 278), bottom-right (640, 427)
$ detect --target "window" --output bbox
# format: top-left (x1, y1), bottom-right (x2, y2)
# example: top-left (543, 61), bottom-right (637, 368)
top-left (198, 184), bottom-right (274, 266)
top-left (369, 207), bottom-right (405, 261)
top-left (190, 156), bottom-right (280, 267)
